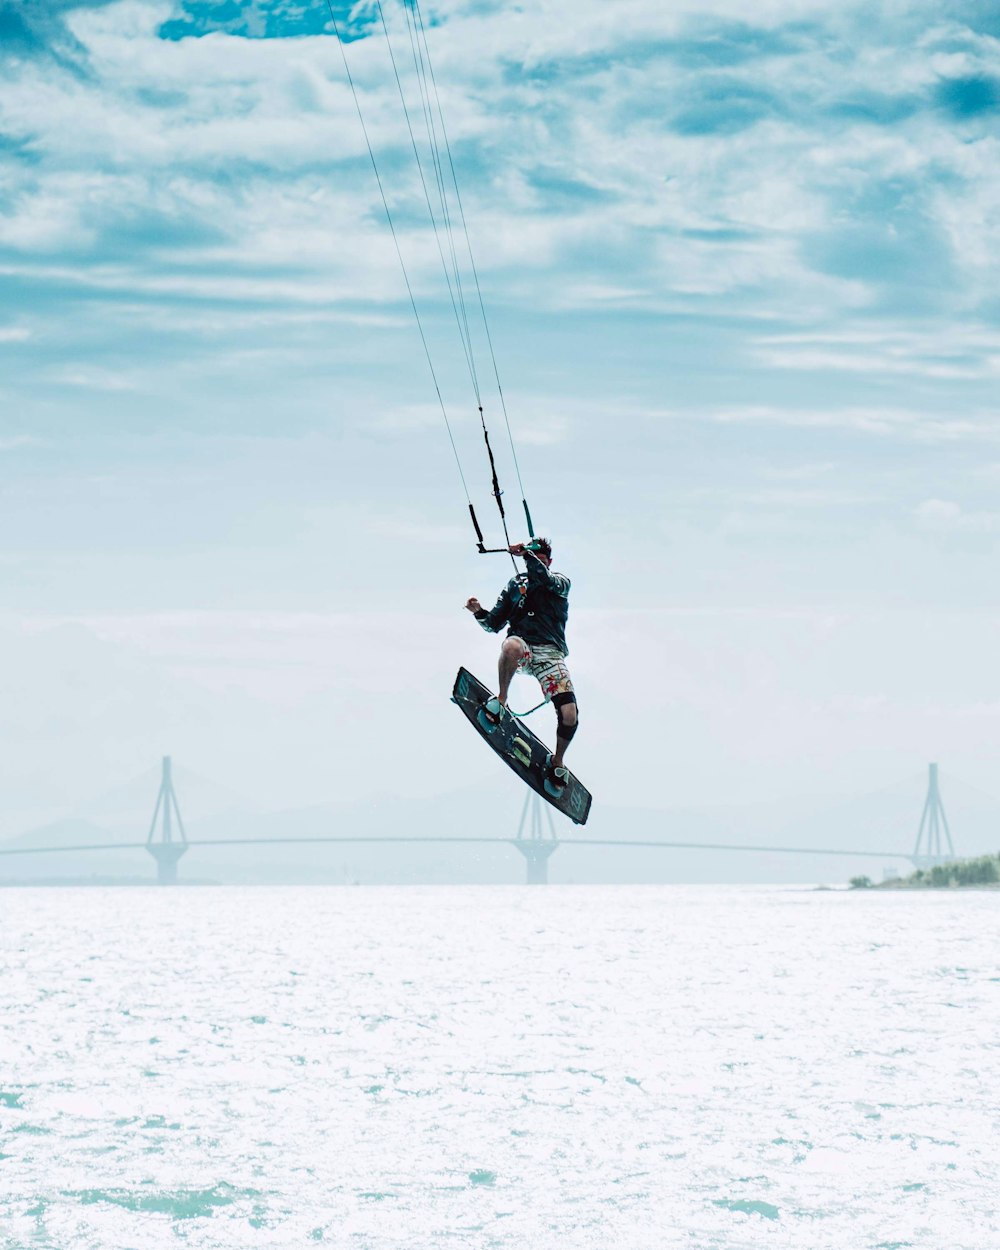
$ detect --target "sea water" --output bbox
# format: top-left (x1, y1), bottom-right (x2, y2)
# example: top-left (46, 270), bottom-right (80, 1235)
top-left (1, 885), bottom-right (996, 1249)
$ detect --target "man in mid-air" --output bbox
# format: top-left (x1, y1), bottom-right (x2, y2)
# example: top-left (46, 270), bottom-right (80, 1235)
top-left (464, 537), bottom-right (578, 792)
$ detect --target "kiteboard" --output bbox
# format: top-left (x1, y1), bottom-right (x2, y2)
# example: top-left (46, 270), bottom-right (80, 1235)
top-left (451, 667), bottom-right (592, 825)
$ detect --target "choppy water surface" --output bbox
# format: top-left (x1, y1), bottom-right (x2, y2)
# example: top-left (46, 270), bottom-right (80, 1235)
top-left (1, 885), bottom-right (997, 1249)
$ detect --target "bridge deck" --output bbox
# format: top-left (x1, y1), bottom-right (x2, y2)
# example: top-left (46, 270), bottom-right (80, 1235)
top-left (0, 836), bottom-right (914, 860)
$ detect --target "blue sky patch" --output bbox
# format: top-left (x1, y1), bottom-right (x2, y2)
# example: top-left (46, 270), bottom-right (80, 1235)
top-left (668, 18), bottom-right (817, 69)
top-left (935, 74), bottom-right (1000, 118)
top-left (806, 216), bottom-right (954, 301)
top-left (829, 92), bottom-right (924, 127)
top-left (671, 80), bottom-right (781, 136)
top-left (0, 0), bottom-right (122, 61)
top-left (159, 0), bottom-right (372, 42)
top-left (946, 0), bottom-right (1000, 37)
top-left (0, 4), bottom-right (38, 51)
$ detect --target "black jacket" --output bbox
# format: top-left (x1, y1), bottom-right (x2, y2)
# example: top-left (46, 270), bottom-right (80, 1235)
top-left (475, 552), bottom-right (570, 655)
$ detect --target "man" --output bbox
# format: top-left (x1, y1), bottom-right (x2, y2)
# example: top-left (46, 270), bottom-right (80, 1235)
top-left (464, 536), bottom-right (578, 792)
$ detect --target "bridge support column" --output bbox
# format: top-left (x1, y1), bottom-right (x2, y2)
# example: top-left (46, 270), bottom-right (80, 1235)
top-left (514, 838), bottom-right (558, 885)
top-left (147, 842), bottom-right (188, 885)
top-left (146, 756), bottom-right (189, 885)
top-left (913, 761), bottom-right (955, 869)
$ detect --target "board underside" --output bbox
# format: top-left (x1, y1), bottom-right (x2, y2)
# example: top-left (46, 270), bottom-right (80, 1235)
top-left (451, 666), bottom-right (592, 826)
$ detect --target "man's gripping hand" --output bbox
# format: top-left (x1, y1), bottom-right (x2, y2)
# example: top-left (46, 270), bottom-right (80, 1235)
top-left (465, 597), bottom-right (483, 614)
top-left (508, 543), bottom-right (526, 556)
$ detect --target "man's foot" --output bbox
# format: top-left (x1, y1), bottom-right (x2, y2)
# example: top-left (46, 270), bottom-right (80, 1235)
top-left (477, 696), bottom-right (506, 732)
top-left (544, 761), bottom-right (569, 796)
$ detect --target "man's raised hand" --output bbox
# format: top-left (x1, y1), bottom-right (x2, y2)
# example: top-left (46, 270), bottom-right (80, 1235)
top-left (465, 597), bottom-right (482, 614)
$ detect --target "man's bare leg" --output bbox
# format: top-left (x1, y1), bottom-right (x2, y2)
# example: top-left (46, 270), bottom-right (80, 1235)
top-left (497, 637), bottom-right (526, 706)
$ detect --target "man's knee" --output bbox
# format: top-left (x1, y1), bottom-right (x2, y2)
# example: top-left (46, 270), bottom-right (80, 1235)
top-left (554, 692), bottom-right (578, 740)
top-left (501, 637), bottom-right (526, 662)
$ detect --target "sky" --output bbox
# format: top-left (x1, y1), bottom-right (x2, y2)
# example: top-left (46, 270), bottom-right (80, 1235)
top-left (2, 0), bottom-right (1000, 844)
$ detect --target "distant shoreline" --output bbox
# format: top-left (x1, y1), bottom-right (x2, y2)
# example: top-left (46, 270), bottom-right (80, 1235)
top-left (850, 853), bottom-right (1000, 891)
top-left (867, 882), bottom-right (1000, 891)
top-left (0, 876), bottom-right (220, 888)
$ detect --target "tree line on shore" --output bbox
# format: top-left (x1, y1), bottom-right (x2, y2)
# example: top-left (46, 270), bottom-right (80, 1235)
top-left (850, 853), bottom-right (1000, 890)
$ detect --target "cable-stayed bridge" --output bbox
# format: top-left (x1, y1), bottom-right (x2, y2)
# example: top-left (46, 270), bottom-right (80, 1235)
top-left (0, 757), bottom-right (957, 885)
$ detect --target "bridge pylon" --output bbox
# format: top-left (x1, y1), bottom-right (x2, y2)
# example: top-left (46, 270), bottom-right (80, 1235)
top-left (913, 762), bottom-right (955, 869)
top-left (146, 756), bottom-right (188, 885)
top-left (513, 791), bottom-right (559, 884)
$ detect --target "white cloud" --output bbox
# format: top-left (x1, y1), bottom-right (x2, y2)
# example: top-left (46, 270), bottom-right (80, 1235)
top-left (753, 324), bottom-right (1000, 382)
top-left (516, 416), bottom-right (569, 446)
top-left (2, 0), bottom-right (995, 325)
top-left (916, 497), bottom-right (962, 522)
top-left (49, 365), bottom-right (139, 391)
top-left (915, 498), bottom-right (1000, 532)
top-left (710, 403), bottom-right (999, 442)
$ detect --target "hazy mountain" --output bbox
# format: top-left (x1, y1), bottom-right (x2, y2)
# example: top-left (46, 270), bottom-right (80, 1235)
top-left (76, 761), bottom-right (249, 834)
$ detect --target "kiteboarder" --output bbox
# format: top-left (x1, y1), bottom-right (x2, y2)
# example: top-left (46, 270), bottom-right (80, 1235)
top-left (464, 537), bottom-right (577, 790)
top-left (328, 0), bottom-right (588, 813)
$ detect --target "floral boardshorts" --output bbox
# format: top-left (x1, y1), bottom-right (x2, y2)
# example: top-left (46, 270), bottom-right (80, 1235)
top-left (511, 639), bottom-right (574, 701)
